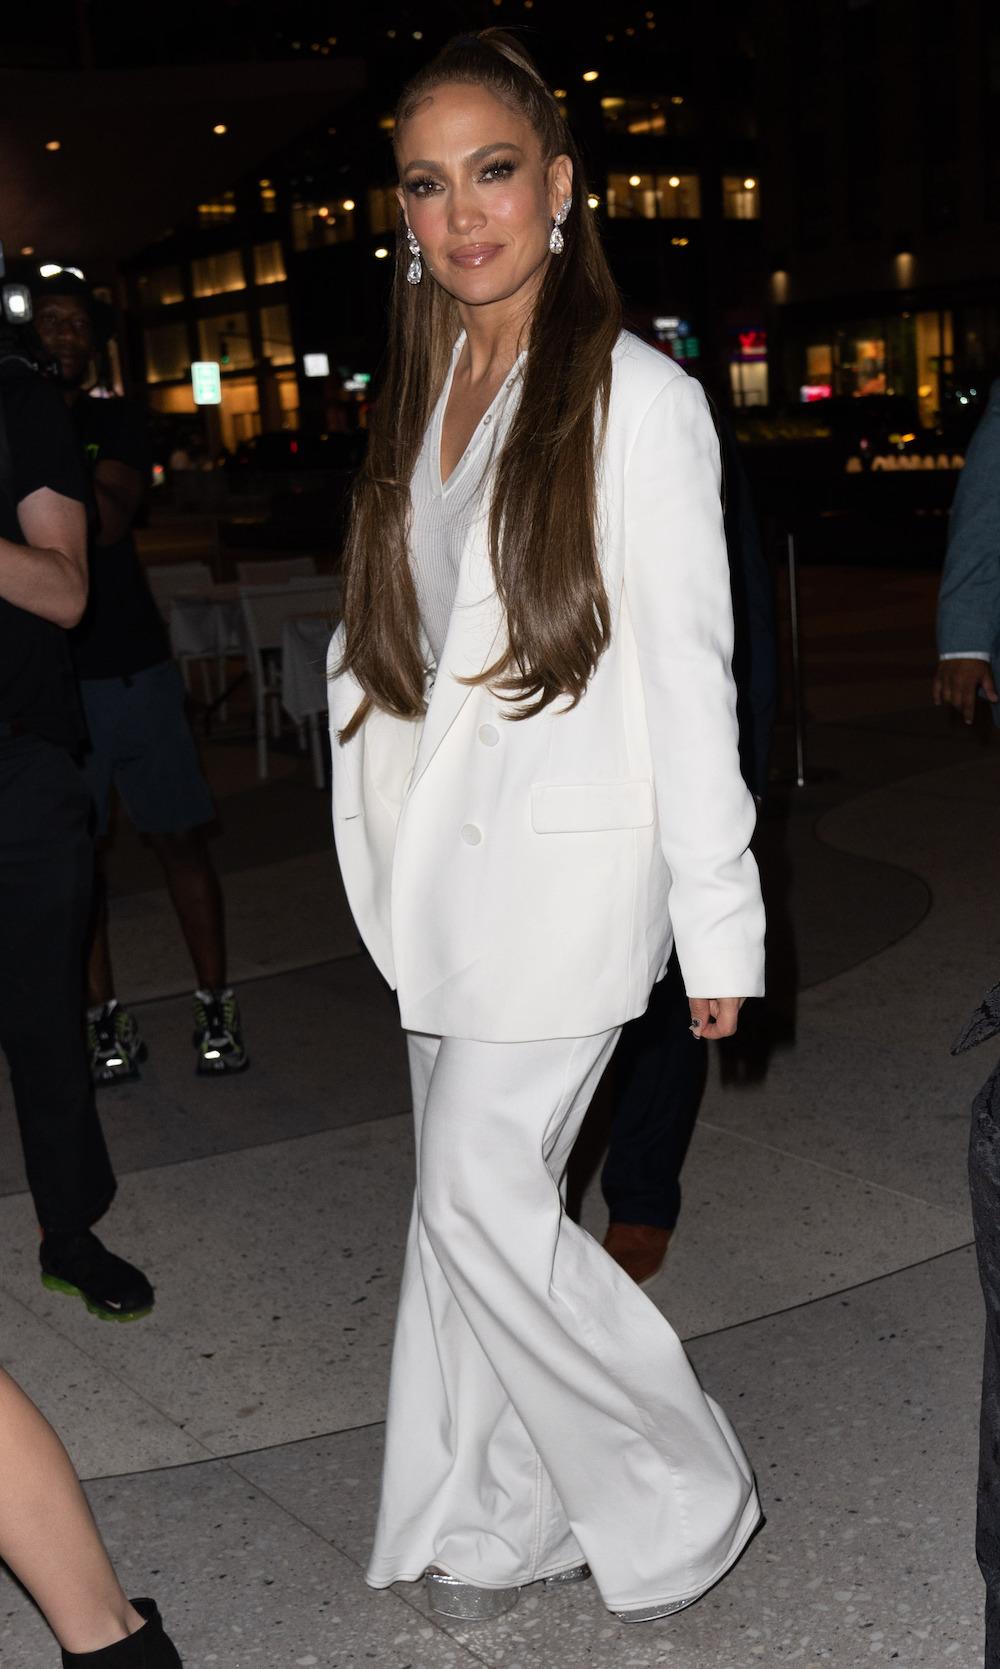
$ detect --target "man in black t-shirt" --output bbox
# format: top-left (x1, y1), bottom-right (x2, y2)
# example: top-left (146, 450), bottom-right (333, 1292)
top-left (31, 274), bottom-right (248, 1084)
top-left (0, 351), bottom-right (153, 1320)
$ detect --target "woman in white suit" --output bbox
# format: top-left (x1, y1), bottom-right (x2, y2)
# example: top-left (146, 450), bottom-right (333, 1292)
top-left (328, 28), bottom-right (766, 1627)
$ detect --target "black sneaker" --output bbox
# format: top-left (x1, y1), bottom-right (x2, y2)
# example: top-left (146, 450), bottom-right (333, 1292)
top-left (40, 1229), bottom-right (154, 1322)
top-left (88, 1000), bottom-right (147, 1088)
top-left (193, 987), bottom-right (248, 1076)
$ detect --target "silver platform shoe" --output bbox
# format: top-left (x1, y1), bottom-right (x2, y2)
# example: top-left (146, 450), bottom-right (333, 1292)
top-left (614, 1595), bottom-right (694, 1623)
top-left (425, 1563), bottom-right (590, 1622)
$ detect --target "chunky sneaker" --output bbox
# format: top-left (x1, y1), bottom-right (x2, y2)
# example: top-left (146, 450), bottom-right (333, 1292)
top-left (193, 987), bottom-right (248, 1075)
top-left (40, 1229), bottom-right (154, 1322)
top-left (87, 1000), bottom-right (147, 1088)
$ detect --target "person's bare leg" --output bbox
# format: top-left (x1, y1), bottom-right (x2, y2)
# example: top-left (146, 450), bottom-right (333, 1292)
top-left (147, 829), bottom-right (226, 991)
top-left (0, 1369), bottom-right (144, 1653)
top-left (86, 848), bottom-right (115, 1008)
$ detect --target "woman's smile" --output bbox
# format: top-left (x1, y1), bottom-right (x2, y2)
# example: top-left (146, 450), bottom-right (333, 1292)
top-left (448, 242), bottom-right (505, 269)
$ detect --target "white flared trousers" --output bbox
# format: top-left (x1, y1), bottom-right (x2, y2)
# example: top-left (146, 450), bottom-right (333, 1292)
top-left (366, 1028), bottom-right (761, 1613)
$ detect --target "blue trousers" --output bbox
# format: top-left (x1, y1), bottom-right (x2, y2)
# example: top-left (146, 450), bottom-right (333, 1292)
top-left (601, 952), bottom-right (707, 1231)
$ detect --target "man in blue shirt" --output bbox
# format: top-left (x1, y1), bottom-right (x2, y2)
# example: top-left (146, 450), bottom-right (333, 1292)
top-left (934, 380), bottom-right (1000, 725)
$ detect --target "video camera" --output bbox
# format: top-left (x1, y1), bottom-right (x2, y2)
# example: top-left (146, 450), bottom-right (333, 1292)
top-left (0, 241), bottom-right (33, 329)
top-left (0, 241), bottom-right (54, 382)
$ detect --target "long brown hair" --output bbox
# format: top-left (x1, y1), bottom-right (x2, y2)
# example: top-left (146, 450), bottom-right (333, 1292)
top-left (338, 28), bottom-right (622, 741)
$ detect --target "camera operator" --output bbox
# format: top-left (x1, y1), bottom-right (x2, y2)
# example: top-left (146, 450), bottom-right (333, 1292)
top-left (0, 275), bottom-right (153, 1321)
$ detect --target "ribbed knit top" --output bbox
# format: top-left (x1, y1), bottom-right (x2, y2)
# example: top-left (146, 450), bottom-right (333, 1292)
top-left (409, 332), bottom-right (525, 664)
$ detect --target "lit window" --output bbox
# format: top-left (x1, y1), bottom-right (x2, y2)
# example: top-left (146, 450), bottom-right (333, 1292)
top-left (605, 172), bottom-right (701, 220)
top-left (368, 185), bottom-right (400, 236)
top-left (291, 198), bottom-right (355, 251)
top-left (197, 190), bottom-right (237, 225)
top-left (144, 323), bottom-right (190, 383)
top-left (259, 180), bottom-right (278, 215)
top-left (722, 175), bottom-right (760, 219)
top-left (253, 242), bottom-right (287, 286)
top-left (730, 359), bottom-right (768, 407)
top-left (600, 93), bottom-right (693, 137)
top-left (137, 266), bottom-right (185, 306)
top-left (198, 313), bottom-right (254, 370)
top-left (191, 250), bottom-right (246, 298)
top-left (260, 303), bottom-right (294, 365)
top-left (806, 344), bottom-right (834, 380)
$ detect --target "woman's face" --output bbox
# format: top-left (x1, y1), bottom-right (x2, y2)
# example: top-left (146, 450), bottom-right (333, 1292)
top-left (396, 81), bottom-right (572, 315)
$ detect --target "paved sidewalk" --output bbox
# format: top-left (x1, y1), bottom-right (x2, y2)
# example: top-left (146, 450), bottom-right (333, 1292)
top-left (0, 566), bottom-right (994, 1667)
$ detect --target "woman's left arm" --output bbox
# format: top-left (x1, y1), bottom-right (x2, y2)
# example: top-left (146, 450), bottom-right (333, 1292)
top-left (622, 370), bottom-right (765, 1015)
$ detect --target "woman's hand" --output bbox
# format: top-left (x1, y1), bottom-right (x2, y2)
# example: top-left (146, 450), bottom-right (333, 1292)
top-left (689, 997), bottom-right (745, 1040)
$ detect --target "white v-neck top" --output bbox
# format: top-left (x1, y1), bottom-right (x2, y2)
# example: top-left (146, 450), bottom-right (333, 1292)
top-left (409, 333), bottom-right (525, 664)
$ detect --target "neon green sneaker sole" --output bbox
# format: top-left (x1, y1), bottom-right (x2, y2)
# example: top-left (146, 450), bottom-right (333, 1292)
top-left (40, 1272), bottom-right (153, 1323)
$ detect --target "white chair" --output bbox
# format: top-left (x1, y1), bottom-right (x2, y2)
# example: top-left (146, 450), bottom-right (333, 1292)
top-left (145, 561), bottom-right (219, 702)
top-left (239, 576), bottom-right (342, 784)
top-left (235, 555), bottom-right (318, 585)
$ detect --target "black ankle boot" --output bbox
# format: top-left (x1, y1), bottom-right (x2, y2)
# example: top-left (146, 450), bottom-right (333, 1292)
top-left (61, 1599), bottom-right (182, 1667)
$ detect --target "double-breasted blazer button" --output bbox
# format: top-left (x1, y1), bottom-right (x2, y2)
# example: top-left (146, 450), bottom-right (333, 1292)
top-left (478, 723), bottom-right (499, 747)
top-left (461, 823), bottom-right (483, 846)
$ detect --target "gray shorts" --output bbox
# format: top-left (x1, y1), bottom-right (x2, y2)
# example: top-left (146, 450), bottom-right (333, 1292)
top-left (80, 659), bottom-right (215, 837)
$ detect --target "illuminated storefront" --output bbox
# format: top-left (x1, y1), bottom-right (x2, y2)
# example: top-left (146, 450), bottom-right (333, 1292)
top-left (787, 309), bottom-right (956, 426)
top-left (729, 326), bottom-right (769, 406)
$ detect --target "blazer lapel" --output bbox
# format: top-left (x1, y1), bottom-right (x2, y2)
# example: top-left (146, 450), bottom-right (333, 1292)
top-left (410, 517), bottom-right (504, 790)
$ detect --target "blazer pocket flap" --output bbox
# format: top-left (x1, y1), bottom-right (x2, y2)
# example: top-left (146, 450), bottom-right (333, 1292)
top-left (530, 780), bottom-right (655, 834)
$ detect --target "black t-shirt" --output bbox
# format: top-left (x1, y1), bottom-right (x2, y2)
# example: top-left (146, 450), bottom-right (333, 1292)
top-left (0, 366), bottom-right (88, 749)
top-left (69, 396), bottom-right (170, 679)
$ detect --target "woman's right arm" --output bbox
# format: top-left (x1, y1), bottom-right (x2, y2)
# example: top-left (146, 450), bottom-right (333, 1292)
top-left (622, 370), bottom-right (765, 1004)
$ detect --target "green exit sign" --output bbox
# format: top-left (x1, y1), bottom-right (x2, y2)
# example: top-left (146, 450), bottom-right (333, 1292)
top-left (191, 361), bottom-right (222, 405)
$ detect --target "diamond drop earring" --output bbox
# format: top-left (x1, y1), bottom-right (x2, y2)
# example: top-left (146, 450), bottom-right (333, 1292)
top-left (549, 197), bottom-right (572, 255)
top-left (405, 226), bottom-right (423, 285)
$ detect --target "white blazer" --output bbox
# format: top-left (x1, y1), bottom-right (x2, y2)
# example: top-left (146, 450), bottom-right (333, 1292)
top-left (327, 331), bottom-right (765, 1042)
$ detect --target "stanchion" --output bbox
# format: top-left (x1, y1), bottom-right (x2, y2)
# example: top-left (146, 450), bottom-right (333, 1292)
top-left (786, 530), bottom-right (807, 788)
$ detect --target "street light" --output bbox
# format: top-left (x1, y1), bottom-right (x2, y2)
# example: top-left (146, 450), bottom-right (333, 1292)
top-left (629, 174), bottom-right (642, 187)
top-left (374, 246), bottom-right (390, 259)
top-left (213, 123), bottom-right (228, 135)
top-left (582, 69), bottom-right (599, 81)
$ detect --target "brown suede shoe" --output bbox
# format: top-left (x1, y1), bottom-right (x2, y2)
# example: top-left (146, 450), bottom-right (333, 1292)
top-left (603, 1222), bottom-right (672, 1285)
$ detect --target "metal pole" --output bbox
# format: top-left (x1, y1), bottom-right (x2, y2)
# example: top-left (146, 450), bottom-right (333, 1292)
top-left (786, 530), bottom-right (807, 788)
